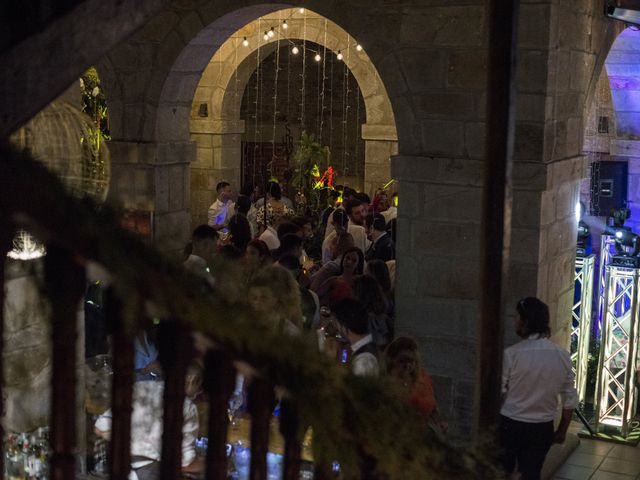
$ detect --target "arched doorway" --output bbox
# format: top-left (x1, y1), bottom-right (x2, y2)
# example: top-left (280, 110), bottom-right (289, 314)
top-left (187, 8), bottom-right (397, 228)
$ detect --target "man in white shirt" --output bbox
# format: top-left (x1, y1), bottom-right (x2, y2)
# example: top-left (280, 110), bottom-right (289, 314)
top-left (332, 298), bottom-right (379, 377)
top-left (207, 181), bottom-right (235, 230)
top-left (183, 225), bottom-right (217, 286)
top-left (94, 365), bottom-right (203, 479)
top-left (500, 297), bottom-right (578, 480)
top-left (322, 206), bottom-right (370, 263)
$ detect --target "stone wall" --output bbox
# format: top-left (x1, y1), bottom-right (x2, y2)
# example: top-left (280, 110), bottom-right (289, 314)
top-left (95, 0), bottom-right (618, 440)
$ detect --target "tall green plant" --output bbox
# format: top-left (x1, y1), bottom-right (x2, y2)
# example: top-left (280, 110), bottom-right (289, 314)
top-left (291, 131), bottom-right (331, 216)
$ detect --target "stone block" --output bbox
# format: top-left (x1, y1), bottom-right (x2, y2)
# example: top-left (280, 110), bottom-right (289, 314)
top-left (395, 255), bottom-right (418, 298)
top-left (108, 141), bottom-right (140, 165)
top-left (517, 49), bottom-right (549, 94)
top-left (156, 141), bottom-right (196, 165)
top-left (610, 139), bottom-right (640, 157)
top-left (452, 380), bottom-right (476, 440)
top-left (514, 122), bottom-right (544, 161)
top-left (419, 336), bottom-right (477, 380)
top-left (169, 164), bottom-right (187, 211)
top-left (154, 210), bottom-right (191, 252)
top-left (400, 7), bottom-right (486, 47)
top-left (423, 184), bottom-right (483, 224)
top-left (134, 168), bottom-right (152, 195)
top-left (570, 51), bottom-right (595, 93)
top-left (155, 166), bottom-right (170, 213)
top-left (509, 227), bottom-right (541, 263)
top-left (155, 104), bottom-right (192, 142)
top-left (137, 10), bottom-right (181, 43)
top-left (418, 255), bottom-right (481, 300)
top-left (447, 50), bottom-right (487, 91)
top-left (396, 48), bottom-right (447, 91)
top-left (416, 93), bottom-right (476, 119)
top-left (376, 53), bottom-right (410, 98)
top-left (546, 156), bottom-right (584, 189)
top-left (506, 261), bottom-right (540, 307)
top-left (192, 148), bottom-right (213, 169)
top-left (513, 189), bottom-right (542, 228)
top-left (555, 181), bottom-right (579, 222)
top-left (421, 119), bottom-right (465, 156)
top-left (361, 124), bottom-right (398, 141)
top-left (517, 4), bottom-right (551, 49)
top-left (178, 11), bottom-right (205, 44)
top-left (155, 31), bottom-right (187, 74)
top-left (161, 72), bottom-right (201, 104)
top-left (512, 161), bottom-right (547, 190)
top-left (412, 221), bottom-right (480, 258)
top-left (398, 181), bottom-right (422, 218)
top-left (400, 297), bottom-right (477, 340)
top-left (464, 122), bottom-right (485, 159)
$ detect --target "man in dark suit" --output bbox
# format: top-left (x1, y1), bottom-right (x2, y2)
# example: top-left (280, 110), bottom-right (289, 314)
top-left (365, 213), bottom-right (395, 262)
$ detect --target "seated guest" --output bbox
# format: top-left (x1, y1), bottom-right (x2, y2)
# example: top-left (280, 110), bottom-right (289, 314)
top-left (332, 298), bottom-right (379, 377)
top-left (94, 364), bottom-right (204, 479)
top-left (365, 213), bottom-right (395, 262)
top-left (384, 337), bottom-right (442, 430)
top-left (274, 233), bottom-right (304, 263)
top-left (278, 254), bottom-right (320, 330)
top-left (256, 181), bottom-right (295, 229)
top-left (364, 259), bottom-right (394, 316)
top-left (315, 247), bottom-right (364, 307)
top-left (352, 275), bottom-right (393, 347)
top-left (247, 264), bottom-right (303, 335)
top-left (227, 214), bottom-right (252, 253)
top-left (183, 225), bottom-right (217, 286)
top-left (310, 232), bottom-right (354, 291)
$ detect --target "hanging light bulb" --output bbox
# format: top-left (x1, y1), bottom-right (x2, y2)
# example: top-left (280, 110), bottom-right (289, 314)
top-left (263, 31), bottom-right (269, 41)
top-left (299, 7), bottom-right (305, 13)
top-left (268, 27), bottom-right (275, 38)
top-left (242, 37), bottom-right (249, 47)
top-left (336, 50), bottom-right (343, 61)
top-left (292, 45), bottom-right (300, 55)
top-left (282, 20), bottom-right (288, 29)
top-left (314, 53), bottom-right (321, 62)
top-left (356, 44), bottom-right (363, 52)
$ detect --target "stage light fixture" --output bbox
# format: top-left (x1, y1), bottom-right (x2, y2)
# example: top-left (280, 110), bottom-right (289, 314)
top-left (606, 3), bottom-right (640, 26)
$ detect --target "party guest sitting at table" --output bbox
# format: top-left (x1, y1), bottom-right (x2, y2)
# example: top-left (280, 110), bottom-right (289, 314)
top-left (94, 364), bottom-right (204, 480)
top-left (332, 298), bottom-right (379, 377)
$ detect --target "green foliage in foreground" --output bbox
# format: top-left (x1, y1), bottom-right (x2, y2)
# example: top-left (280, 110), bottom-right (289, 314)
top-left (0, 143), bottom-right (503, 479)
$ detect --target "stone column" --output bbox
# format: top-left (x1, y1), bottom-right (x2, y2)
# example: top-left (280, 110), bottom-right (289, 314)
top-left (190, 118), bottom-right (244, 228)
top-left (361, 124), bottom-right (397, 196)
top-left (108, 140), bottom-right (194, 253)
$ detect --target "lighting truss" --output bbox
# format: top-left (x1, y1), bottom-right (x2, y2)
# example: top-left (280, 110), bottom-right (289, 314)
top-left (597, 235), bottom-right (617, 331)
top-left (594, 264), bottom-right (640, 436)
top-left (572, 254), bottom-right (595, 403)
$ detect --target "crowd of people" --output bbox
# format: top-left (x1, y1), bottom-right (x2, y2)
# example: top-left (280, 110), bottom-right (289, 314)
top-left (91, 179), bottom-right (578, 480)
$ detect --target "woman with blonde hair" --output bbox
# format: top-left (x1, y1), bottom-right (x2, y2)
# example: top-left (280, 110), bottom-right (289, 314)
top-left (247, 264), bottom-right (303, 335)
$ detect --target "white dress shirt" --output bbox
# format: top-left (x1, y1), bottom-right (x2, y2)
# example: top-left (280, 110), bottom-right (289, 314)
top-left (500, 335), bottom-right (578, 423)
top-left (207, 199), bottom-right (234, 227)
top-left (322, 224), bottom-right (370, 263)
top-left (350, 334), bottom-right (379, 377)
top-left (258, 225), bottom-right (280, 251)
top-left (95, 381), bottom-right (198, 472)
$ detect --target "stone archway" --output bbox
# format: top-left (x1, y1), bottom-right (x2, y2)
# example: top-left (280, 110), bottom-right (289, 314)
top-left (188, 8), bottom-right (397, 227)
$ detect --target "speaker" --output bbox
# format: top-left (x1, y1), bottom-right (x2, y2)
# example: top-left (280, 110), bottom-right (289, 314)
top-left (590, 160), bottom-right (628, 216)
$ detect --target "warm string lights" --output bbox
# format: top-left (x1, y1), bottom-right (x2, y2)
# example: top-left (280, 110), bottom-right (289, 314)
top-left (236, 9), bottom-right (364, 65)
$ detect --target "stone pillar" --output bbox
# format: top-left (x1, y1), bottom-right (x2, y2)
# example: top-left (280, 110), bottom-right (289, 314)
top-left (108, 140), bottom-right (194, 253)
top-left (190, 118), bottom-right (244, 228)
top-left (361, 124), bottom-right (397, 196)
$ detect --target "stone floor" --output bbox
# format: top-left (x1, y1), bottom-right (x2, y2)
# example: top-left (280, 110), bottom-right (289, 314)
top-left (550, 425), bottom-right (640, 480)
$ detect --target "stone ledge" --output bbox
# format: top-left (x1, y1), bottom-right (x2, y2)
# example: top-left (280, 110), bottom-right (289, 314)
top-left (361, 123), bottom-right (398, 141)
top-left (190, 118), bottom-right (246, 134)
top-left (610, 139), bottom-right (640, 157)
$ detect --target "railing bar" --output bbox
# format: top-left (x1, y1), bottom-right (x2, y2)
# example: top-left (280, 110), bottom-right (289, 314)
top-left (158, 322), bottom-right (192, 480)
top-left (280, 400), bottom-right (301, 480)
top-left (107, 290), bottom-right (135, 480)
top-left (46, 245), bottom-right (85, 480)
top-left (248, 379), bottom-right (274, 480)
top-left (204, 350), bottom-right (235, 480)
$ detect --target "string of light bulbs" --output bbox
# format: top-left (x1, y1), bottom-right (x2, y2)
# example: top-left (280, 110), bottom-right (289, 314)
top-left (271, 12), bottom-right (282, 179)
top-left (252, 17), bottom-right (262, 184)
top-left (319, 18), bottom-right (328, 146)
